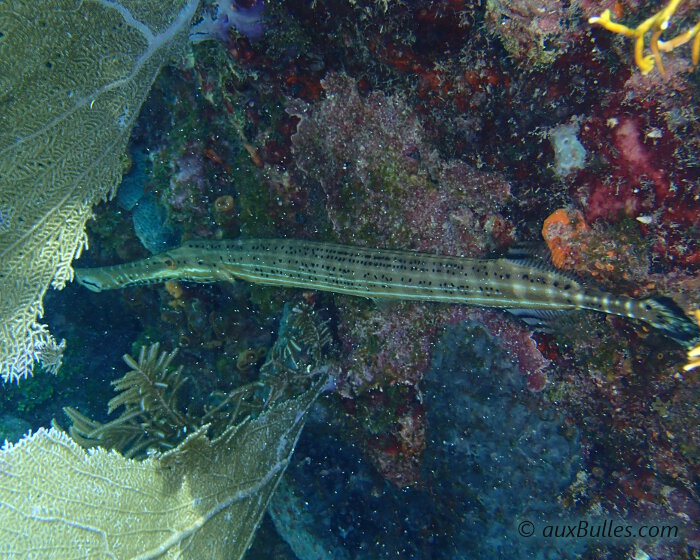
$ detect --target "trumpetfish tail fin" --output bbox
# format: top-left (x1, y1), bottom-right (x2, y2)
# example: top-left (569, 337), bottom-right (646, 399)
top-left (637, 296), bottom-right (700, 347)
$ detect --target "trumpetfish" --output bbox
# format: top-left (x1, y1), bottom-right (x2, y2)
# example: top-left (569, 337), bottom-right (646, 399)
top-left (75, 238), bottom-right (700, 346)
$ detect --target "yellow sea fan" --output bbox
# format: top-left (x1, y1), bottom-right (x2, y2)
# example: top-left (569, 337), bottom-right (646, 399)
top-left (0, 0), bottom-right (198, 382)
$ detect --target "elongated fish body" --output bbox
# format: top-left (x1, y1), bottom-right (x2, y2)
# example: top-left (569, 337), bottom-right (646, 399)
top-left (75, 238), bottom-right (699, 346)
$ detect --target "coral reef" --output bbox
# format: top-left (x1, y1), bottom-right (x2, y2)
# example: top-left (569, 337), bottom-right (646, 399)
top-left (0, 300), bottom-right (333, 558)
top-left (267, 322), bottom-right (582, 559)
top-left (485, 0), bottom-right (579, 66)
top-left (1, 357), bottom-right (327, 559)
top-left (289, 72), bottom-right (513, 255)
top-left (423, 322), bottom-right (582, 559)
top-left (5, 0), bottom-right (699, 557)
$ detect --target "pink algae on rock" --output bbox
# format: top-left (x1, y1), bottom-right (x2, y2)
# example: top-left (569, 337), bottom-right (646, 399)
top-left (289, 72), bottom-right (512, 256)
top-left (484, 0), bottom-right (579, 66)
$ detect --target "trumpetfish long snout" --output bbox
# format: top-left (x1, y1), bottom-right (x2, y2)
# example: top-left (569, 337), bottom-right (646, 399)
top-left (75, 238), bottom-right (700, 347)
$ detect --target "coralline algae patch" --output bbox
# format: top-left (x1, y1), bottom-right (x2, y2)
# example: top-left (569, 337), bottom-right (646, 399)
top-left (551, 332), bottom-right (700, 559)
top-left (568, 108), bottom-right (699, 268)
top-left (332, 301), bottom-right (434, 486)
top-left (484, 0), bottom-right (579, 67)
top-left (289, 73), bottom-right (513, 255)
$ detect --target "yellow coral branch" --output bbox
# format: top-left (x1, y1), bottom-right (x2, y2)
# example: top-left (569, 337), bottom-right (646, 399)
top-left (682, 310), bottom-right (700, 372)
top-left (589, 0), bottom-right (699, 75)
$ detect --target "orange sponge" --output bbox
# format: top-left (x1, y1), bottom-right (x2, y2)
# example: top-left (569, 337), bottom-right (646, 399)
top-left (542, 208), bottom-right (589, 269)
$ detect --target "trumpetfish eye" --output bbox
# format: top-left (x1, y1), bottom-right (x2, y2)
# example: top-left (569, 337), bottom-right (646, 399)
top-left (162, 257), bottom-right (176, 269)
